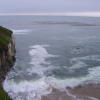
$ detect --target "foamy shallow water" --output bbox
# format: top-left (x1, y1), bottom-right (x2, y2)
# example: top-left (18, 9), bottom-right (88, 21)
top-left (3, 44), bottom-right (100, 100)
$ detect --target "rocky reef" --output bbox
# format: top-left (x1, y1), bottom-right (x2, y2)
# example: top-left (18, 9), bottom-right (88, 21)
top-left (0, 26), bottom-right (15, 100)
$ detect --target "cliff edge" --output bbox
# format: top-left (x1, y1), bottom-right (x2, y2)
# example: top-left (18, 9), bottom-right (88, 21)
top-left (0, 26), bottom-right (16, 84)
top-left (0, 26), bottom-right (15, 100)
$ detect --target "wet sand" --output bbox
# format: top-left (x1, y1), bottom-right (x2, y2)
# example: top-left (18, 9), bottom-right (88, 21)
top-left (42, 88), bottom-right (74, 100)
top-left (42, 84), bottom-right (100, 100)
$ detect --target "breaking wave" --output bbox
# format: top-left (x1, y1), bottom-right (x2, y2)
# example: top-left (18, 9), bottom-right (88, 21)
top-left (3, 45), bottom-right (100, 100)
top-left (12, 29), bottom-right (31, 34)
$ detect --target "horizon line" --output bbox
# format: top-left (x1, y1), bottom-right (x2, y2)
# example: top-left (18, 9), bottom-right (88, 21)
top-left (0, 12), bottom-right (100, 17)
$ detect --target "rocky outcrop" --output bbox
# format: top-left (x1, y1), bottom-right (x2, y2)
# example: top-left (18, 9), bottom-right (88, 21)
top-left (0, 33), bottom-right (16, 85)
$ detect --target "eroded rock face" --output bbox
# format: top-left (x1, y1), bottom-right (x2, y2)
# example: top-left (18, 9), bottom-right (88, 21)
top-left (0, 34), bottom-right (16, 84)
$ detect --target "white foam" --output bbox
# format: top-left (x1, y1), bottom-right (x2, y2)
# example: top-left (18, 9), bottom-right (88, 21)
top-left (3, 76), bottom-right (88, 100)
top-left (3, 77), bottom-right (52, 100)
top-left (65, 89), bottom-right (77, 100)
top-left (27, 45), bottom-right (59, 75)
top-left (71, 55), bottom-right (100, 63)
top-left (3, 65), bottom-right (100, 100)
top-left (88, 66), bottom-right (100, 82)
top-left (12, 29), bottom-right (31, 34)
top-left (70, 55), bottom-right (100, 83)
top-left (3, 45), bottom-right (100, 100)
top-left (85, 96), bottom-right (99, 100)
top-left (69, 61), bottom-right (87, 70)
top-left (68, 36), bottom-right (99, 44)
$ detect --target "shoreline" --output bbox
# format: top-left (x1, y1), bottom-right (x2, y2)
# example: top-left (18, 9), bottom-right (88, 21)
top-left (42, 83), bottom-right (100, 100)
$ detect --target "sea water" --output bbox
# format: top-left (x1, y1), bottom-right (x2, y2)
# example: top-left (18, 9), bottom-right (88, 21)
top-left (0, 16), bottom-right (100, 100)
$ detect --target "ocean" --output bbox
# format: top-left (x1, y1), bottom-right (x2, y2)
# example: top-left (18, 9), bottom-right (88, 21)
top-left (0, 15), bottom-right (100, 100)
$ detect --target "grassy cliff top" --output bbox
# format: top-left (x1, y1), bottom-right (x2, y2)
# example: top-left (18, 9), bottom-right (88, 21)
top-left (0, 26), bottom-right (12, 51)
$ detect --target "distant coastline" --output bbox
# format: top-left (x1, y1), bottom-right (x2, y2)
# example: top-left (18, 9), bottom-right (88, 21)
top-left (0, 12), bottom-right (100, 17)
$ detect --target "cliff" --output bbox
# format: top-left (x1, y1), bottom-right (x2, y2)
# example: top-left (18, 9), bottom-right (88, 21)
top-left (0, 26), bottom-right (15, 100)
top-left (0, 26), bottom-right (15, 85)
top-left (0, 26), bottom-right (16, 84)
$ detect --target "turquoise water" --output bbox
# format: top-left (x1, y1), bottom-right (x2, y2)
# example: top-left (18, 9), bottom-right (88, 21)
top-left (1, 16), bottom-right (100, 100)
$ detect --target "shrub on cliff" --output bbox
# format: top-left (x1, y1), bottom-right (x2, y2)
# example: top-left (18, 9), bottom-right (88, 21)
top-left (0, 26), bottom-right (12, 51)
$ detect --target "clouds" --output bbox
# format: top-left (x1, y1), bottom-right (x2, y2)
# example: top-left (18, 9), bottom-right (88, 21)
top-left (0, 0), bottom-right (100, 14)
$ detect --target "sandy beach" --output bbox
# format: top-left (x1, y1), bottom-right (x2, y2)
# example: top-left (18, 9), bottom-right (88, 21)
top-left (42, 84), bottom-right (100, 100)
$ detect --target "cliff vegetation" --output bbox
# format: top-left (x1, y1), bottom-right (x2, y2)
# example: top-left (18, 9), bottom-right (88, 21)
top-left (0, 26), bottom-right (12, 51)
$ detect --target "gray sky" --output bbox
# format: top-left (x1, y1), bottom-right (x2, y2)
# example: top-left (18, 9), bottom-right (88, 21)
top-left (0, 0), bottom-right (100, 16)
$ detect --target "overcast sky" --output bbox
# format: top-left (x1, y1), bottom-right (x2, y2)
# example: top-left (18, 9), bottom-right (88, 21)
top-left (0, 0), bottom-right (100, 16)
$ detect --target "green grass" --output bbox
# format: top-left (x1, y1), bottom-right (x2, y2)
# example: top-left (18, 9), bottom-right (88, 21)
top-left (0, 86), bottom-right (12, 100)
top-left (0, 26), bottom-right (12, 51)
top-left (0, 26), bottom-right (12, 37)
